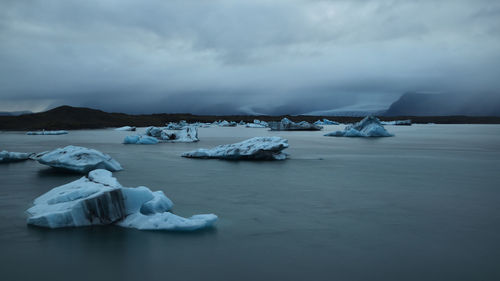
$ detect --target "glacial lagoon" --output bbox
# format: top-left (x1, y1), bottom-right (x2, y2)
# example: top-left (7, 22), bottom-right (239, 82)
top-left (1, 124), bottom-right (500, 281)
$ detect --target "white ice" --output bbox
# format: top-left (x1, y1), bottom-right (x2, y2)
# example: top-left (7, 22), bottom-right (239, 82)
top-left (182, 136), bottom-right (289, 160)
top-left (314, 119), bottom-right (339, 125)
top-left (114, 126), bottom-right (136, 131)
top-left (324, 116), bottom-right (393, 137)
top-left (269, 118), bottom-right (322, 131)
top-left (0, 150), bottom-right (32, 163)
top-left (146, 126), bottom-right (199, 143)
top-left (37, 145), bottom-right (123, 173)
top-left (123, 135), bottom-right (159, 144)
top-left (27, 130), bottom-right (68, 135)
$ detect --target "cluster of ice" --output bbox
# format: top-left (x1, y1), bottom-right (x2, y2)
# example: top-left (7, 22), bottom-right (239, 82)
top-left (123, 135), bottom-right (159, 144)
top-left (182, 137), bottom-right (289, 160)
top-left (27, 130), bottom-right (68, 135)
top-left (246, 119), bottom-right (269, 128)
top-left (214, 120), bottom-right (237, 127)
top-left (37, 145), bottom-right (123, 173)
top-left (26, 169), bottom-right (217, 231)
top-left (0, 150), bottom-right (32, 163)
top-left (145, 126), bottom-right (199, 143)
top-left (114, 126), bottom-right (136, 131)
top-left (314, 119), bottom-right (339, 125)
top-left (381, 119), bottom-right (412, 126)
top-left (269, 118), bottom-right (322, 131)
top-left (165, 120), bottom-right (188, 130)
top-left (324, 116), bottom-right (393, 137)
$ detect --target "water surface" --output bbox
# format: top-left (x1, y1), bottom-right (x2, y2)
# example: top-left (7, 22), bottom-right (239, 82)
top-left (1, 125), bottom-right (500, 281)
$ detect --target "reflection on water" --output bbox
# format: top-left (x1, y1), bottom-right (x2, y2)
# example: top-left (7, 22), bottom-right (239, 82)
top-left (1, 125), bottom-right (500, 281)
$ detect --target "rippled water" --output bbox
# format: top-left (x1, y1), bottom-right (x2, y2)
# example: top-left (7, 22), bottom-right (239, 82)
top-left (1, 125), bottom-right (500, 281)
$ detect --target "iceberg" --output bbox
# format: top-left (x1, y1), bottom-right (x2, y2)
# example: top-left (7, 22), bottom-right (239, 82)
top-left (26, 169), bottom-right (217, 231)
top-left (239, 120), bottom-right (247, 125)
top-left (269, 118), bottom-right (322, 131)
top-left (182, 136), bottom-right (288, 160)
top-left (123, 135), bottom-right (159, 144)
top-left (27, 130), bottom-right (68, 135)
top-left (37, 145), bottom-right (123, 173)
top-left (145, 126), bottom-right (199, 143)
top-left (0, 150), bottom-right (32, 163)
top-left (381, 119), bottom-right (412, 126)
top-left (165, 120), bottom-right (188, 130)
top-left (245, 123), bottom-right (267, 128)
top-left (218, 120), bottom-right (237, 127)
top-left (324, 116), bottom-right (393, 137)
top-left (114, 126), bottom-right (136, 131)
top-left (314, 119), bottom-right (339, 125)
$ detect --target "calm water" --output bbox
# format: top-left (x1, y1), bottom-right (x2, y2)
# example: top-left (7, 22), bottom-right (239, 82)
top-left (1, 125), bottom-right (500, 281)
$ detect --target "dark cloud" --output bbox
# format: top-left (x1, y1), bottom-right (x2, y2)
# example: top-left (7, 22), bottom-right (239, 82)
top-left (0, 0), bottom-right (499, 114)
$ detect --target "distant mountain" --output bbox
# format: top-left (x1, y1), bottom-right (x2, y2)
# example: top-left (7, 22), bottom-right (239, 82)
top-left (385, 92), bottom-right (500, 116)
top-left (0, 110), bottom-right (32, 116)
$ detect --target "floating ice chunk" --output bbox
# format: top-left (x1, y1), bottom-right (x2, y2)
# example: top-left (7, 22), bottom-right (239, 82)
top-left (123, 135), bottom-right (159, 144)
top-left (325, 116), bottom-right (393, 137)
top-left (245, 123), bottom-right (267, 128)
top-left (146, 126), bottom-right (199, 143)
top-left (0, 150), bottom-right (32, 163)
top-left (314, 119), bottom-right (339, 125)
top-left (26, 169), bottom-right (217, 231)
top-left (269, 118), bottom-right (322, 131)
top-left (27, 130), bottom-right (68, 135)
top-left (38, 145), bottom-right (123, 173)
top-left (218, 120), bottom-right (237, 127)
top-left (165, 120), bottom-right (188, 130)
top-left (114, 126), bottom-right (136, 131)
top-left (182, 136), bottom-right (289, 160)
top-left (117, 212), bottom-right (217, 231)
top-left (381, 119), bottom-right (412, 126)
top-left (239, 120), bottom-right (246, 125)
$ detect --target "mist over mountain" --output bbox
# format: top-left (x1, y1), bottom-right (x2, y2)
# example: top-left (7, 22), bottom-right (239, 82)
top-left (385, 92), bottom-right (500, 116)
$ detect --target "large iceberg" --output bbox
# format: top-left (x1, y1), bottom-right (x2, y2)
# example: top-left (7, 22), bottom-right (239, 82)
top-left (182, 137), bottom-right (289, 160)
top-left (145, 126), bottom-right (199, 143)
top-left (0, 150), bottom-right (32, 163)
top-left (26, 169), bottom-right (217, 231)
top-left (123, 135), bottom-right (159, 144)
top-left (324, 116), bottom-right (393, 137)
top-left (27, 130), bottom-right (68, 135)
top-left (314, 119), bottom-right (339, 125)
top-left (269, 118), bottom-right (322, 131)
top-left (114, 126), bottom-right (136, 131)
top-left (38, 145), bottom-right (123, 173)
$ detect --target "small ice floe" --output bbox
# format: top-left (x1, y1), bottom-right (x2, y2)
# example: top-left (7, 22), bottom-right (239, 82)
top-left (123, 135), bottom-right (159, 144)
top-left (314, 119), bottom-right (339, 125)
top-left (37, 145), bottom-right (123, 173)
top-left (246, 119), bottom-right (268, 128)
top-left (114, 126), bottom-right (136, 131)
top-left (269, 118), bottom-right (322, 131)
top-left (381, 119), bottom-right (412, 126)
top-left (239, 120), bottom-right (246, 125)
top-left (182, 136), bottom-right (289, 160)
top-left (0, 150), bottom-right (32, 163)
top-left (145, 126), bottom-right (199, 143)
top-left (26, 130), bottom-right (68, 135)
top-left (26, 169), bottom-right (217, 231)
top-left (324, 116), bottom-right (393, 137)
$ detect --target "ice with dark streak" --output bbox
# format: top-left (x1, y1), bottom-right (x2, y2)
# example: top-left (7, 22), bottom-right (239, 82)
top-left (324, 116), bottom-right (394, 137)
top-left (269, 118), bottom-right (322, 131)
top-left (26, 169), bottom-right (217, 231)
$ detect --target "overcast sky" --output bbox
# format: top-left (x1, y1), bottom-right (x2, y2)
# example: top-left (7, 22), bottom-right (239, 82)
top-left (1, 0), bottom-right (499, 114)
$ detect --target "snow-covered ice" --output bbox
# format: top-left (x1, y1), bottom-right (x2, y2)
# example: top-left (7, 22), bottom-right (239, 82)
top-left (0, 151), bottom-right (32, 163)
top-left (27, 130), bottom-right (68, 135)
top-left (26, 169), bottom-right (217, 231)
top-left (37, 145), bottom-right (123, 173)
top-left (182, 136), bottom-right (289, 160)
top-left (269, 118), bottom-right (322, 131)
top-left (146, 126), bottom-right (199, 142)
top-left (381, 120), bottom-right (412, 126)
top-left (123, 135), bottom-right (159, 144)
top-left (114, 126), bottom-right (136, 131)
top-left (314, 119), bottom-right (339, 125)
top-left (325, 116), bottom-right (393, 137)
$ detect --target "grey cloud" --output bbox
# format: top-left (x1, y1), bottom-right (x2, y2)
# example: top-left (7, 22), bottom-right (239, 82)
top-left (0, 0), bottom-right (499, 114)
